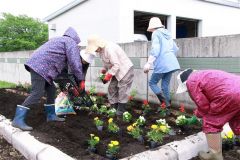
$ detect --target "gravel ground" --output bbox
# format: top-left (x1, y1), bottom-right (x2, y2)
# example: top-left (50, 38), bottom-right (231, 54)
top-left (0, 135), bottom-right (26, 160)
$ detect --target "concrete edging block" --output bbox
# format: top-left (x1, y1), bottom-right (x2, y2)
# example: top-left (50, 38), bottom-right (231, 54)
top-left (0, 119), bottom-right (18, 143)
top-left (12, 131), bottom-right (49, 160)
top-left (0, 115), bottom-right (76, 160)
top-left (37, 146), bottom-right (75, 160)
top-left (167, 132), bottom-right (208, 160)
top-left (121, 145), bottom-right (178, 160)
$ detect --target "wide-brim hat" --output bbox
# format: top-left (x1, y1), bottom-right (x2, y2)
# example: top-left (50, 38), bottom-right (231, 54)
top-left (80, 49), bottom-right (95, 64)
top-left (147, 17), bottom-right (164, 32)
top-left (176, 68), bottom-right (193, 94)
top-left (85, 35), bottom-right (106, 54)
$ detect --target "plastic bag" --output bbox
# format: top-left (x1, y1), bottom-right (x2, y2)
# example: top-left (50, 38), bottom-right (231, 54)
top-left (55, 92), bottom-right (76, 115)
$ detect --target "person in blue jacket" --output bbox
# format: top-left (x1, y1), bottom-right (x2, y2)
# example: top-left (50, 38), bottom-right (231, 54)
top-left (143, 17), bottom-right (180, 112)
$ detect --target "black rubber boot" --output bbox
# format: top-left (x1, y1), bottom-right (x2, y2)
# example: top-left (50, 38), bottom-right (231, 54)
top-left (111, 103), bottom-right (118, 109)
top-left (116, 103), bottom-right (126, 116)
top-left (156, 93), bottom-right (166, 104)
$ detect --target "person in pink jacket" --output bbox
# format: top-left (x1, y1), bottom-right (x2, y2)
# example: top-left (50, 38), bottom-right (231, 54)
top-left (85, 35), bottom-right (134, 115)
top-left (176, 68), bottom-right (240, 160)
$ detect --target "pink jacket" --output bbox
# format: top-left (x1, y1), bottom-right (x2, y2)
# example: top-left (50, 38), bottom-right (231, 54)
top-left (99, 42), bottom-right (133, 81)
top-left (186, 70), bottom-right (240, 117)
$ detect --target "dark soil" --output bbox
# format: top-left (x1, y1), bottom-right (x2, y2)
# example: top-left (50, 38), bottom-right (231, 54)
top-left (0, 89), bottom-right (239, 160)
top-left (0, 135), bottom-right (26, 160)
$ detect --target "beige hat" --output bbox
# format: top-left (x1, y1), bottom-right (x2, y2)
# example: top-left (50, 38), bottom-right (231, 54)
top-left (85, 35), bottom-right (106, 54)
top-left (176, 68), bottom-right (194, 94)
top-left (147, 17), bottom-right (164, 32)
top-left (80, 49), bottom-right (95, 64)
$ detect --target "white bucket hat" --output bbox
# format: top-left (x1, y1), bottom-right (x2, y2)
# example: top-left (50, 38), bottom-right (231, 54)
top-left (176, 68), bottom-right (194, 94)
top-left (147, 17), bottom-right (164, 32)
top-left (85, 35), bottom-right (106, 54)
top-left (80, 49), bottom-right (95, 64)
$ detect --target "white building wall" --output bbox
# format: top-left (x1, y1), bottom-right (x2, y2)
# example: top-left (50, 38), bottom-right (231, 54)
top-left (48, 0), bottom-right (121, 46)
top-left (118, 0), bottom-right (240, 41)
top-left (47, 0), bottom-right (240, 43)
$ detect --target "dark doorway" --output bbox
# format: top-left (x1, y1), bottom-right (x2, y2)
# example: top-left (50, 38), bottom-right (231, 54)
top-left (134, 11), bottom-right (167, 41)
top-left (176, 18), bottom-right (198, 38)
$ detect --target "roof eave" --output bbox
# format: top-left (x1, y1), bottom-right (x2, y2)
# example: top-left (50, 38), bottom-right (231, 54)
top-left (43, 0), bottom-right (88, 22)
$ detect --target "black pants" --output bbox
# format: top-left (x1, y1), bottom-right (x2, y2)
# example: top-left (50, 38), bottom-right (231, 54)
top-left (22, 69), bottom-right (56, 108)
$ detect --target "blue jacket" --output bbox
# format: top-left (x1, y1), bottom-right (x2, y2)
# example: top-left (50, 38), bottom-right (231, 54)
top-left (150, 28), bottom-right (180, 73)
top-left (25, 27), bottom-right (84, 84)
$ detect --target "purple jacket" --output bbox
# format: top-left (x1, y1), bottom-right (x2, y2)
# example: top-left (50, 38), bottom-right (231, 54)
top-left (187, 70), bottom-right (240, 117)
top-left (25, 27), bottom-right (84, 84)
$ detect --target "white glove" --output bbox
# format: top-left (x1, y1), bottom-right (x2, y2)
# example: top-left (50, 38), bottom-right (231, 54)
top-left (144, 63), bottom-right (151, 73)
top-left (143, 55), bottom-right (156, 73)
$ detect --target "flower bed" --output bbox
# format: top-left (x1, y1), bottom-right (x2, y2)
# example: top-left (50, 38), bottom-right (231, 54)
top-left (0, 88), bottom-right (239, 160)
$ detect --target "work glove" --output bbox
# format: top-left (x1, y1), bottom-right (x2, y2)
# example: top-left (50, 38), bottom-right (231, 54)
top-left (102, 73), bottom-right (112, 84)
top-left (143, 55), bottom-right (156, 73)
top-left (79, 80), bottom-right (85, 92)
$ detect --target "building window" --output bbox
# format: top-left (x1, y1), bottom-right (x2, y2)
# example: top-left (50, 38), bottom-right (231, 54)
top-left (134, 11), bottom-right (167, 41)
top-left (176, 17), bottom-right (199, 38)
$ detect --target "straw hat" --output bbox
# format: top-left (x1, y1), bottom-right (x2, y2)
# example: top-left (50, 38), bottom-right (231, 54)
top-left (147, 17), bottom-right (164, 32)
top-left (176, 68), bottom-right (194, 94)
top-left (80, 49), bottom-right (95, 64)
top-left (85, 35), bottom-right (106, 54)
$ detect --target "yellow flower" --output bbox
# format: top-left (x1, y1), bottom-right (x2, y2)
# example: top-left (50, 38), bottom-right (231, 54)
top-left (108, 118), bottom-right (113, 123)
top-left (226, 131), bottom-right (234, 139)
top-left (127, 125), bottom-right (133, 131)
top-left (108, 143), bottom-right (114, 147)
top-left (151, 124), bottom-right (158, 129)
top-left (94, 136), bottom-right (100, 142)
top-left (94, 117), bottom-right (99, 121)
top-left (133, 123), bottom-right (137, 127)
top-left (90, 134), bottom-right (94, 137)
top-left (112, 141), bottom-right (119, 146)
top-left (159, 125), bottom-right (167, 133)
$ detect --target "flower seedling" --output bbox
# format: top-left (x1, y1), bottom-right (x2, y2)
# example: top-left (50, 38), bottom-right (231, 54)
top-left (90, 104), bottom-right (98, 112)
top-left (136, 116), bottom-right (146, 126)
top-left (179, 103), bottom-right (185, 114)
top-left (127, 123), bottom-right (143, 140)
top-left (142, 100), bottom-right (151, 115)
top-left (107, 108), bottom-right (116, 117)
top-left (107, 118), bottom-right (120, 133)
top-left (123, 111), bottom-right (132, 123)
top-left (222, 131), bottom-right (235, 151)
top-left (127, 89), bottom-right (137, 107)
top-left (94, 117), bottom-right (104, 127)
top-left (175, 115), bottom-right (188, 126)
top-left (98, 105), bottom-right (108, 114)
top-left (158, 102), bottom-right (167, 117)
top-left (106, 140), bottom-right (120, 157)
top-left (88, 134), bottom-right (100, 150)
top-left (146, 124), bottom-right (164, 144)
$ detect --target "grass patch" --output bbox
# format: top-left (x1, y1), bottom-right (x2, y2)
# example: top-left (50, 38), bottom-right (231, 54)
top-left (0, 81), bottom-right (16, 88)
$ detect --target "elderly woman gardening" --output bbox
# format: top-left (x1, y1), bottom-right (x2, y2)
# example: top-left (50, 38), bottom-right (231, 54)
top-left (12, 27), bottom-right (85, 131)
top-left (176, 69), bottom-right (240, 160)
top-left (85, 35), bottom-right (134, 115)
top-left (143, 17), bottom-right (180, 113)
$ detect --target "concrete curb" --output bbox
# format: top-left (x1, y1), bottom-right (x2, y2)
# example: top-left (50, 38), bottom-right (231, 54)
top-left (0, 115), bottom-right (75, 160)
top-left (121, 132), bottom-right (208, 160)
top-left (0, 114), bottom-right (209, 160)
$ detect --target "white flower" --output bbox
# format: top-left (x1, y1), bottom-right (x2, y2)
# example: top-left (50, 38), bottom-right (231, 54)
top-left (156, 119), bottom-right (166, 125)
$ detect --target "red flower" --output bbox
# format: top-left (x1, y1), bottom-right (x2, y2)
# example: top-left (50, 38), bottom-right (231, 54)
top-left (160, 102), bottom-right (166, 109)
top-left (143, 100), bottom-right (148, 105)
top-left (128, 96), bottom-right (133, 101)
top-left (180, 103), bottom-right (185, 113)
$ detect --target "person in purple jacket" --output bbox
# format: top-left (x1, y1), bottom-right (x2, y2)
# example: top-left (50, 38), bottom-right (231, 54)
top-left (12, 27), bottom-right (85, 131)
top-left (176, 68), bottom-right (240, 160)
